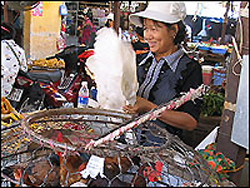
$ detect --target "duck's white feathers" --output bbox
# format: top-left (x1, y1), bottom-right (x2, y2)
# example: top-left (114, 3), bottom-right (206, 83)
top-left (86, 28), bottom-right (138, 111)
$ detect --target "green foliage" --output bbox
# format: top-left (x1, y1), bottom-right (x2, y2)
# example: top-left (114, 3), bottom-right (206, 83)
top-left (201, 86), bottom-right (225, 117)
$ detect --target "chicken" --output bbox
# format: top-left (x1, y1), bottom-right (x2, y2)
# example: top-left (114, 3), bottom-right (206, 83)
top-left (86, 27), bottom-right (138, 111)
top-left (6, 128), bottom-right (89, 187)
top-left (86, 156), bottom-right (143, 187)
top-left (59, 152), bottom-right (135, 187)
top-left (88, 175), bottom-right (131, 187)
top-left (60, 153), bottom-right (89, 186)
top-left (10, 152), bottom-right (61, 187)
top-left (43, 129), bottom-right (92, 186)
top-left (1, 138), bottom-right (60, 187)
top-left (7, 128), bottom-right (146, 187)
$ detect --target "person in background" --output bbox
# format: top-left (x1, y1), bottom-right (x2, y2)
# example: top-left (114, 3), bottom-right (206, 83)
top-left (131, 26), bottom-right (150, 55)
top-left (77, 12), bottom-right (96, 48)
top-left (105, 12), bottom-right (114, 28)
top-left (1, 22), bottom-right (28, 97)
top-left (105, 12), bottom-right (130, 42)
top-left (57, 16), bottom-right (66, 51)
top-left (123, 2), bottom-right (203, 144)
top-left (185, 24), bottom-right (192, 42)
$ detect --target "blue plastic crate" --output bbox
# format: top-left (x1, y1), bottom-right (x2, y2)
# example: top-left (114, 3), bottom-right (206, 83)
top-left (198, 45), bottom-right (210, 51)
top-left (210, 48), bottom-right (227, 55)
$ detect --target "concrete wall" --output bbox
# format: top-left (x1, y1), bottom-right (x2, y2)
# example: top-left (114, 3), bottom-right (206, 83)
top-left (24, 1), bottom-right (62, 60)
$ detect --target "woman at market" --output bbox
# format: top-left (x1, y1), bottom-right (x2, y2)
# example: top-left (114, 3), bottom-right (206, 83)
top-left (77, 13), bottom-right (96, 47)
top-left (105, 12), bottom-right (114, 28)
top-left (123, 2), bottom-right (203, 142)
top-left (105, 13), bottom-right (120, 32)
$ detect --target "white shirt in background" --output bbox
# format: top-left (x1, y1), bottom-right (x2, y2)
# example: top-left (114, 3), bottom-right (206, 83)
top-left (1, 39), bottom-right (28, 97)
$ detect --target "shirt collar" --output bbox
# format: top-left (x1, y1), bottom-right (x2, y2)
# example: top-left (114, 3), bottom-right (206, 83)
top-left (139, 49), bottom-right (184, 72)
top-left (138, 51), bottom-right (154, 66)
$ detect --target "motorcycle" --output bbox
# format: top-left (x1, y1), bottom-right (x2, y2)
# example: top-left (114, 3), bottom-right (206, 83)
top-left (7, 45), bottom-right (95, 113)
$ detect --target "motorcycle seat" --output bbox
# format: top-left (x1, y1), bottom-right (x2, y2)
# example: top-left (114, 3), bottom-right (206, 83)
top-left (27, 69), bottom-right (62, 83)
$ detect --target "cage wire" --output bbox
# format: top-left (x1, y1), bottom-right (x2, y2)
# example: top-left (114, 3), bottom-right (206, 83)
top-left (1, 85), bottom-right (235, 187)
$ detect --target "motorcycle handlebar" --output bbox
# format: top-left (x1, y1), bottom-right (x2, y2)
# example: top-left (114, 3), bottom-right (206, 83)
top-left (18, 69), bottom-right (37, 81)
top-left (45, 45), bottom-right (89, 61)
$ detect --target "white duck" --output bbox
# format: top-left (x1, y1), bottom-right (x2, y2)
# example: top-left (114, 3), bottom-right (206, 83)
top-left (86, 27), bottom-right (138, 112)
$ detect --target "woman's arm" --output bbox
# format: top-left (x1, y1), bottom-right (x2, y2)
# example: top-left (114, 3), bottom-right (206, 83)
top-left (123, 96), bottom-right (197, 131)
top-left (157, 109), bottom-right (197, 131)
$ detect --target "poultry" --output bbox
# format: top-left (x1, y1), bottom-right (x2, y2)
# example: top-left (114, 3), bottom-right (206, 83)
top-left (60, 153), bottom-right (90, 186)
top-left (86, 155), bottom-right (143, 187)
top-left (130, 161), bottom-right (167, 187)
top-left (10, 152), bottom-right (61, 187)
top-left (60, 155), bottom-right (131, 186)
top-left (2, 134), bottom-right (60, 187)
top-left (88, 175), bottom-right (131, 187)
top-left (43, 128), bottom-right (93, 186)
top-left (86, 27), bottom-right (138, 111)
top-left (8, 128), bottom-right (145, 186)
top-left (7, 128), bottom-right (89, 187)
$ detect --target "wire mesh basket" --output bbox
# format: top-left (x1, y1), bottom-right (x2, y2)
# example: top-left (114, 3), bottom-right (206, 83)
top-left (1, 85), bottom-right (235, 187)
top-left (1, 107), bottom-right (229, 187)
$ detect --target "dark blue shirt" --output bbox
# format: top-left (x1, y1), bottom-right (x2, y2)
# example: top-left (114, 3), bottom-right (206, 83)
top-left (136, 49), bottom-right (203, 138)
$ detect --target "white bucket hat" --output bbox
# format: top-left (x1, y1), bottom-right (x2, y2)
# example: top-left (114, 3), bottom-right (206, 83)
top-left (129, 1), bottom-right (186, 27)
top-left (106, 12), bottom-right (114, 21)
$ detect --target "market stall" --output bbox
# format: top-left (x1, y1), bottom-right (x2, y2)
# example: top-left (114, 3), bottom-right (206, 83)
top-left (179, 1), bottom-right (238, 153)
top-left (65, 1), bottom-right (110, 36)
top-left (184, 2), bottom-right (239, 84)
top-left (1, 1), bottom-right (248, 187)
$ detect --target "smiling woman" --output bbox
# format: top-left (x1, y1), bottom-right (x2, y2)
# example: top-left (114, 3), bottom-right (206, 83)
top-left (123, 1), bottom-right (203, 144)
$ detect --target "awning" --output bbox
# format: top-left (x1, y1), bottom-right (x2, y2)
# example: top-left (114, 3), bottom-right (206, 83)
top-left (185, 2), bottom-right (240, 19)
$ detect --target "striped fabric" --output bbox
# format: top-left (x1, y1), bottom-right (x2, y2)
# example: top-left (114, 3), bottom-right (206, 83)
top-left (138, 49), bottom-right (184, 100)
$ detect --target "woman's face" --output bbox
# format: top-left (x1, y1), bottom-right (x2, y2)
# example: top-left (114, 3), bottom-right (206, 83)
top-left (109, 20), bottom-right (114, 28)
top-left (143, 19), bottom-right (176, 57)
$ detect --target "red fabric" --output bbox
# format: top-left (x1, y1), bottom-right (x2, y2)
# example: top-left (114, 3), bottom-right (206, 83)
top-left (143, 161), bottom-right (163, 182)
top-left (78, 19), bottom-right (96, 46)
top-left (56, 131), bottom-right (63, 142)
top-left (78, 50), bottom-right (94, 59)
top-left (61, 22), bottom-right (66, 32)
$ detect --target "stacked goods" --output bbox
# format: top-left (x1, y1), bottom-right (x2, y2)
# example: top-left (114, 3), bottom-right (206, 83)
top-left (1, 97), bottom-right (23, 126)
top-left (31, 58), bottom-right (65, 69)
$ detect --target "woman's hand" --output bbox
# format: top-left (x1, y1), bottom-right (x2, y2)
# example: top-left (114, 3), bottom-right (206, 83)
top-left (123, 96), bottom-right (157, 114)
top-left (123, 96), bottom-right (197, 131)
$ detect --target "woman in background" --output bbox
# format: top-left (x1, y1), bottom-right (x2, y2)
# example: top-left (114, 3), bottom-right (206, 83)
top-left (77, 13), bottom-right (96, 47)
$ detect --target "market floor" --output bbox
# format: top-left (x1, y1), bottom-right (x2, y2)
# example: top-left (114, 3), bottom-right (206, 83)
top-left (65, 34), bottom-right (79, 46)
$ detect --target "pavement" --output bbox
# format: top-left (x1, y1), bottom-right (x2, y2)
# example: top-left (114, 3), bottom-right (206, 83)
top-left (65, 34), bottom-right (79, 46)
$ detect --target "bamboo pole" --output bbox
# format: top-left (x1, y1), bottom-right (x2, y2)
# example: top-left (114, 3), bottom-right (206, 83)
top-left (4, 1), bottom-right (9, 23)
top-left (114, 1), bottom-right (120, 35)
top-left (220, 1), bottom-right (230, 44)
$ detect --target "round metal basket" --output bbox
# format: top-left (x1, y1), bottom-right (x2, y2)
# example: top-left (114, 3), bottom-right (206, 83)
top-left (20, 108), bottom-right (132, 154)
top-left (0, 107), bottom-right (227, 187)
top-left (3, 85), bottom-right (234, 187)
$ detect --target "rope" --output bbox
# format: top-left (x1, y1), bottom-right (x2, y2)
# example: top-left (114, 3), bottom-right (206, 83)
top-left (231, 37), bottom-right (243, 76)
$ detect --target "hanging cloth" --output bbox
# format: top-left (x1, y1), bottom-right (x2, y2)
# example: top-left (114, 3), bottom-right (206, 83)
top-left (231, 55), bottom-right (249, 150)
